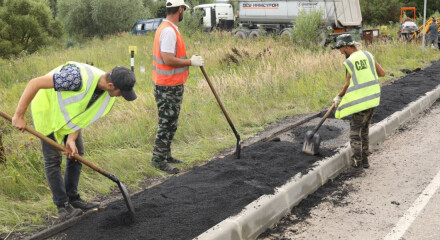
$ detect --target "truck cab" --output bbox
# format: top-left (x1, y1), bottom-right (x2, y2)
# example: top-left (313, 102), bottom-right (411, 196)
top-left (193, 4), bottom-right (235, 31)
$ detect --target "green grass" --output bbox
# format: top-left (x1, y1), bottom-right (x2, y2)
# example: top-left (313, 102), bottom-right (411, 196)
top-left (1, 29), bottom-right (439, 237)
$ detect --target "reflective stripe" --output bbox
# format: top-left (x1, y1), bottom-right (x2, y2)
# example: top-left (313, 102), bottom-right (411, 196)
top-left (61, 64), bottom-right (95, 105)
top-left (344, 52), bottom-right (379, 94)
top-left (345, 59), bottom-right (358, 85)
top-left (346, 79), bottom-right (380, 94)
top-left (90, 94), bottom-right (111, 124)
top-left (153, 55), bottom-right (187, 65)
top-left (338, 93), bottom-right (381, 111)
top-left (363, 51), bottom-right (378, 82)
top-left (57, 91), bottom-right (80, 131)
top-left (152, 65), bottom-right (189, 75)
top-left (56, 64), bottom-right (96, 131)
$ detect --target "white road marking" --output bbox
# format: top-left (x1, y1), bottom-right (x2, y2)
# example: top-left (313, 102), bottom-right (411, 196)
top-left (384, 169), bottom-right (440, 240)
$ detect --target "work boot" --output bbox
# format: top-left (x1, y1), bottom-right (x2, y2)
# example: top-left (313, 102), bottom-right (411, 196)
top-left (57, 202), bottom-right (82, 221)
top-left (362, 159), bottom-right (370, 169)
top-left (167, 157), bottom-right (184, 164)
top-left (152, 161), bottom-right (180, 174)
top-left (341, 165), bottom-right (365, 178)
top-left (70, 197), bottom-right (100, 211)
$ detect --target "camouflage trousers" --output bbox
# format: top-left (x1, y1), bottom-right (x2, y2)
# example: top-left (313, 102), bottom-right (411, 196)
top-left (350, 107), bottom-right (375, 166)
top-left (152, 84), bottom-right (184, 163)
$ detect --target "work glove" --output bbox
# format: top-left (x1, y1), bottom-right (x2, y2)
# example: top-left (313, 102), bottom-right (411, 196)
top-left (190, 55), bottom-right (204, 67)
top-left (333, 95), bottom-right (342, 107)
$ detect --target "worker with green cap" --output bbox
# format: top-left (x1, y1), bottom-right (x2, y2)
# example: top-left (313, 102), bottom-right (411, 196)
top-left (12, 62), bottom-right (137, 221)
top-left (333, 34), bottom-right (386, 176)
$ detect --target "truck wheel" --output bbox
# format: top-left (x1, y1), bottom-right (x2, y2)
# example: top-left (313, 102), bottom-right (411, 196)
top-left (249, 31), bottom-right (260, 40)
top-left (234, 31), bottom-right (247, 40)
top-left (280, 30), bottom-right (292, 41)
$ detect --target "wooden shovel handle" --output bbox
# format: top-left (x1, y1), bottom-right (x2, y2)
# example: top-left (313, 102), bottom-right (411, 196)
top-left (0, 110), bottom-right (116, 181)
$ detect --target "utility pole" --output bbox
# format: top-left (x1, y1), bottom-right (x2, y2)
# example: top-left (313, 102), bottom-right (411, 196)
top-left (422, 0), bottom-right (427, 47)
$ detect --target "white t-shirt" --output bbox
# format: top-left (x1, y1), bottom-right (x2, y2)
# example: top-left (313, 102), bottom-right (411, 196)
top-left (159, 20), bottom-right (179, 54)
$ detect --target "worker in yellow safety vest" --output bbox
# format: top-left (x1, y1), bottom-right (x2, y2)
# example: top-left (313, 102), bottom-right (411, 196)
top-left (333, 34), bottom-right (386, 176)
top-left (12, 62), bottom-right (136, 221)
top-left (151, 0), bottom-right (203, 174)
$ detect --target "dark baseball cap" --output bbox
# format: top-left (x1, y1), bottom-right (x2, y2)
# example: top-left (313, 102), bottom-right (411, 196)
top-left (110, 66), bottom-right (137, 101)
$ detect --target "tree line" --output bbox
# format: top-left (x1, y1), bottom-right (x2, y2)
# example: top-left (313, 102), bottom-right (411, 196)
top-left (360, 0), bottom-right (440, 25)
top-left (0, 0), bottom-right (439, 59)
top-left (0, 0), bottom-right (211, 59)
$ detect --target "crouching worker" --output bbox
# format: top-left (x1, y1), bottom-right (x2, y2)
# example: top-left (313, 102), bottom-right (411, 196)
top-left (12, 62), bottom-right (136, 221)
top-left (333, 34), bottom-right (386, 176)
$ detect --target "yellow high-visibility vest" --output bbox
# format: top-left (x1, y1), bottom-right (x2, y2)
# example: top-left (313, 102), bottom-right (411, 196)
top-left (31, 61), bottom-right (115, 143)
top-left (335, 51), bottom-right (380, 119)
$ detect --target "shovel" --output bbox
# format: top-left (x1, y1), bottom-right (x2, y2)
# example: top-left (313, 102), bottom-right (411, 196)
top-left (200, 66), bottom-right (241, 159)
top-left (302, 103), bottom-right (336, 155)
top-left (0, 111), bottom-right (135, 217)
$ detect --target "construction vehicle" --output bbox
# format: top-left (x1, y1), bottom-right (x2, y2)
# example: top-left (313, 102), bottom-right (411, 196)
top-left (409, 17), bottom-right (440, 48)
top-left (232, 0), bottom-right (362, 44)
top-left (398, 7), bottom-right (419, 41)
top-left (193, 3), bottom-right (235, 31)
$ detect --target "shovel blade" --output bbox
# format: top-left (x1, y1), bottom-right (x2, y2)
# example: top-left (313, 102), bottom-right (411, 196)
top-left (117, 181), bottom-right (135, 217)
top-left (302, 130), bottom-right (321, 155)
top-left (236, 140), bottom-right (241, 159)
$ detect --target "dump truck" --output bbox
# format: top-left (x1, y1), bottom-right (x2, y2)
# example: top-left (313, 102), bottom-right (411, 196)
top-left (233, 0), bottom-right (362, 44)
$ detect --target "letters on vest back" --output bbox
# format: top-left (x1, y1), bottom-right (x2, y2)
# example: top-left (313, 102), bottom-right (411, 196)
top-left (335, 51), bottom-right (381, 118)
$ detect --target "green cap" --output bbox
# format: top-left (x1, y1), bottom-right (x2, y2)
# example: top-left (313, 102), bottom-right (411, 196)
top-left (334, 34), bottom-right (360, 49)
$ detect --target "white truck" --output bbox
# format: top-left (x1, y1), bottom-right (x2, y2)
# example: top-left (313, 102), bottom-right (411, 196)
top-left (193, 3), bottom-right (235, 31)
top-left (234, 0), bottom-right (362, 43)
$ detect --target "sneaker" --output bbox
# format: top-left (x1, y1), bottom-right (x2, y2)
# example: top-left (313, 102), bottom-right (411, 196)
top-left (341, 165), bottom-right (365, 178)
top-left (70, 198), bottom-right (100, 211)
top-left (57, 202), bottom-right (82, 221)
top-left (362, 159), bottom-right (370, 169)
top-left (167, 157), bottom-right (184, 164)
top-left (152, 161), bottom-right (180, 174)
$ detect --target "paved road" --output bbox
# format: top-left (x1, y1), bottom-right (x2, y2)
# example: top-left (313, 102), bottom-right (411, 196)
top-left (260, 102), bottom-right (440, 240)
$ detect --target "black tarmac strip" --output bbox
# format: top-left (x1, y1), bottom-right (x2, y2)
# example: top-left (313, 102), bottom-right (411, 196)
top-left (49, 60), bottom-right (440, 240)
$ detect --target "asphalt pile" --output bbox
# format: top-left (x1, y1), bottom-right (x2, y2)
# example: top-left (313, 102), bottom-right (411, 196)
top-left (56, 60), bottom-right (440, 240)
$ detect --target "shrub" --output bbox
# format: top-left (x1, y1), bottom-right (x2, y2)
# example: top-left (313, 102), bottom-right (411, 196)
top-left (291, 9), bottom-right (325, 48)
top-left (0, 0), bottom-right (63, 59)
top-left (58, 0), bottom-right (150, 38)
top-left (180, 9), bottom-right (205, 35)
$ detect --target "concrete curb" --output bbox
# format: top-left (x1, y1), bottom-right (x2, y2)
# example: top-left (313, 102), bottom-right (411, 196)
top-left (194, 85), bottom-right (440, 240)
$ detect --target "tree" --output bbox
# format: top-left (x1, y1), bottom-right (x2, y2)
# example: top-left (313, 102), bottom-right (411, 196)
top-left (401, 0), bottom-right (440, 19)
top-left (58, 0), bottom-right (150, 38)
top-left (292, 9), bottom-right (325, 48)
top-left (0, 0), bottom-right (63, 59)
top-left (49, 0), bottom-right (57, 18)
top-left (360, 0), bottom-right (401, 25)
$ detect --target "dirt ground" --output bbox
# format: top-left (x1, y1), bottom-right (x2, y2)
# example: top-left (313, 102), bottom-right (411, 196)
top-left (258, 100), bottom-right (440, 240)
top-left (30, 60), bottom-right (440, 240)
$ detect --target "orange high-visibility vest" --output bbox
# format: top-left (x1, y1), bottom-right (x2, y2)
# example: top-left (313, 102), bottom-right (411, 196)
top-left (152, 21), bottom-right (189, 86)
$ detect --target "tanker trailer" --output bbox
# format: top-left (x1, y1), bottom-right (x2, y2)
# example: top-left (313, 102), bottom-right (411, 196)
top-left (233, 0), bottom-right (362, 44)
